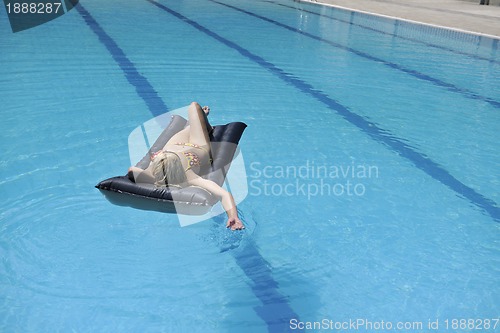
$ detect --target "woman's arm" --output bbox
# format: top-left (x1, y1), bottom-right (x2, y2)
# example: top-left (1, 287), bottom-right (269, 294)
top-left (187, 175), bottom-right (245, 230)
top-left (128, 166), bottom-right (155, 184)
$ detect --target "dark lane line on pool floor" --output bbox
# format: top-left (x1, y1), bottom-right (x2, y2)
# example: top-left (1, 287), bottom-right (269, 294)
top-left (75, 3), bottom-right (168, 117)
top-left (136, 1), bottom-right (305, 331)
top-left (147, 0), bottom-right (499, 223)
top-left (265, 0), bottom-right (500, 66)
top-left (211, 0), bottom-right (500, 110)
top-left (76, 3), bottom-right (302, 332)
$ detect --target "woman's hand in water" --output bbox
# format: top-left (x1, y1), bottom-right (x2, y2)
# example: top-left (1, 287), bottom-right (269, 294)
top-left (186, 176), bottom-right (243, 230)
top-left (226, 217), bottom-right (245, 231)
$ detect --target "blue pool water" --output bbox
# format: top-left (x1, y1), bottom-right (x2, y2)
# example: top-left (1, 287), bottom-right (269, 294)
top-left (1, 0), bottom-right (499, 332)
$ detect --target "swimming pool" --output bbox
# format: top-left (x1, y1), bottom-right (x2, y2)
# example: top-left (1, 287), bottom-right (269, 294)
top-left (1, 0), bottom-right (499, 331)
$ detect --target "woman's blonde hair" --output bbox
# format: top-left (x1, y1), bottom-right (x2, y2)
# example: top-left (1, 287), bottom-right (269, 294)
top-left (151, 151), bottom-right (187, 187)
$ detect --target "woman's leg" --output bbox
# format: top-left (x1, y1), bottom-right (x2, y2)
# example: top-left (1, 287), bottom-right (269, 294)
top-left (187, 102), bottom-right (211, 148)
top-left (164, 126), bottom-right (190, 149)
top-left (164, 102), bottom-right (212, 149)
top-left (202, 107), bottom-right (213, 134)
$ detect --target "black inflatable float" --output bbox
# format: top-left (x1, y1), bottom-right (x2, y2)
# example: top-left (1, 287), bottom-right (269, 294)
top-left (96, 115), bottom-right (247, 215)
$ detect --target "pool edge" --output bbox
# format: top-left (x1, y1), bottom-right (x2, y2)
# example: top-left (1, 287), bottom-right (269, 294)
top-left (298, 0), bottom-right (500, 41)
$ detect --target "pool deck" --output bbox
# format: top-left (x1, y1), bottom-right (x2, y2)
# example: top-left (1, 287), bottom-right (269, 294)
top-left (301, 0), bottom-right (500, 39)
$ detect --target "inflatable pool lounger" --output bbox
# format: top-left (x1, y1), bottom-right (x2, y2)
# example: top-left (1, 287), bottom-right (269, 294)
top-left (96, 115), bottom-right (247, 215)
